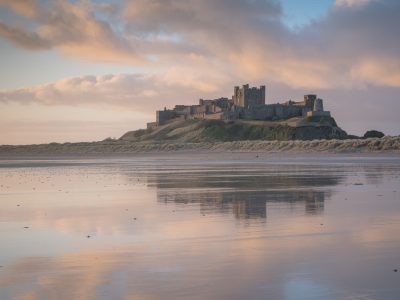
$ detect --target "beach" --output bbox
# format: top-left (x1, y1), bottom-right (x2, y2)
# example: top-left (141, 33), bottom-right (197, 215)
top-left (1, 153), bottom-right (400, 299)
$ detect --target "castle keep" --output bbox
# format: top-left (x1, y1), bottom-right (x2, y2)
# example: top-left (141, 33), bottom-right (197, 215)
top-left (147, 84), bottom-right (331, 129)
top-left (233, 84), bottom-right (266, 107)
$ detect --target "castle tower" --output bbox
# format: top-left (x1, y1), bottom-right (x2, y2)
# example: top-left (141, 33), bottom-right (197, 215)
top-left (313, 98), bottom-right (324, 112)
top-left (306, 96), bottom-right (331, 117)
top-left (233, 86), bottom-right (243, 106)
top-left (304, 94), bottom-right (316, 111)
top-left (233, 84), bottom-right (266, 107)
top-left (260, 85), bottom-right (266, 105)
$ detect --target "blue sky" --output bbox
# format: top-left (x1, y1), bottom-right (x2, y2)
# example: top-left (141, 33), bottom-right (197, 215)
top-left (281, 0), bottom-right (334, 29)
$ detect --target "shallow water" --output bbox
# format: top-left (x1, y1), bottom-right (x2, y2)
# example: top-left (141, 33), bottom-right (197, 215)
top-left (0, 153), bottom-right (400, 300)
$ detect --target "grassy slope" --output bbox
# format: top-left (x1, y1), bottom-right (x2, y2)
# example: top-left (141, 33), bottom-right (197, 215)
top-left (1, 137), bottom-right (399, 156)
top-left (120, 117), bottom-right (345, 142)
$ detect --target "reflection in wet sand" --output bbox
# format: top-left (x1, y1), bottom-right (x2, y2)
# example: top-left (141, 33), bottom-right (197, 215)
top-left (150, 162), bottom-right (339, 220)
top-left (158, 190), bottom-right (326, 219)
top-left (1, 154), bottom-right (400, 300)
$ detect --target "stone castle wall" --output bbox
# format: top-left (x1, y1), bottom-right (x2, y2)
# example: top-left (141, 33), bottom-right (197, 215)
top-left (232, 103), bottom-right (304, 121)
top-left (148, 84), bottom-right (331, 128)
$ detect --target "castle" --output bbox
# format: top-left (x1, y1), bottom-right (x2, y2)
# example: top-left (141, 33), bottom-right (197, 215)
top-left (147, 84), bottom-right (331, 129)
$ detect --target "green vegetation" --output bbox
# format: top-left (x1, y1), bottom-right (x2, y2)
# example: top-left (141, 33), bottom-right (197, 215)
top-left (120, 118), bottom-right (347, 142)
top-left (202, 120), bottom-right (293, 141)
top-left (363, 130), bottom-right (385, 139)
top-left (299, 116), bottom-right (338, 127)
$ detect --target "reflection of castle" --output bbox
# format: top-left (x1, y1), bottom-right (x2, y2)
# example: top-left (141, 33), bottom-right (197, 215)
top-left (148, 84), bottom-right (331, 128)
top-left (233, 199), bottom-right (266, 219)
top-left (157, 189), bottom-right (326, 220)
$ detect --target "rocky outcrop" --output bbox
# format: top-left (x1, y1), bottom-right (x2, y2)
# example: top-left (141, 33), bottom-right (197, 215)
top-left (291, 125), bottom-right (347, 140)
top-left (121, 117), bottom-right (347, 142)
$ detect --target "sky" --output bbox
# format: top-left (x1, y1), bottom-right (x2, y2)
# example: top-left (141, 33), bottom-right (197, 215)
top-left (0, 0), bottom-right (399, 145)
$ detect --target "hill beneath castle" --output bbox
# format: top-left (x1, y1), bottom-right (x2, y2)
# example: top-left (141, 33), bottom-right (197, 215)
top-left (120, 116), bottom-right (347, 142)
top-left (2, 116), bottom-right (400, 156)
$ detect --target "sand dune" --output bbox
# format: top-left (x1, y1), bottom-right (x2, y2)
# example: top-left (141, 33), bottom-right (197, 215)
top-left (1, 136), bottom-right (399, 156)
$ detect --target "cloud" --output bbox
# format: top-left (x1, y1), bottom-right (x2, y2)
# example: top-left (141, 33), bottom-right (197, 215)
top-left (0, 21), bottom-right (51, 50)
top-left (0, 0), bottom-right (144, 64)
top-left (335, 0), bottom-right (377, 7)
top-left (0, 0), bottom-right (40, 18)
top-left (0, 72), bottom-right (231, 112)
top-left (123, 0), bottom-right (282, 35)
top-left (350, 58), bottom-right (400, 87)
top-left (1, 0), bottom-right (399, 89)
top-left (123, 0), bottom-right (400, 88)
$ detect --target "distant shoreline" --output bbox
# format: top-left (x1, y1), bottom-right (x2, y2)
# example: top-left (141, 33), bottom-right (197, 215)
top-left (1, 137), bottom-right (399, 157)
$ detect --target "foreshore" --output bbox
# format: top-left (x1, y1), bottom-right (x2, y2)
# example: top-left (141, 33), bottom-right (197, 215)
top-left (0, 137), bottom-right (399, 157)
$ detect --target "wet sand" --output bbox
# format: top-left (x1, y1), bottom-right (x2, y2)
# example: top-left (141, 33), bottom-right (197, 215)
top-left (1, 153), bottom-right (400, 299)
